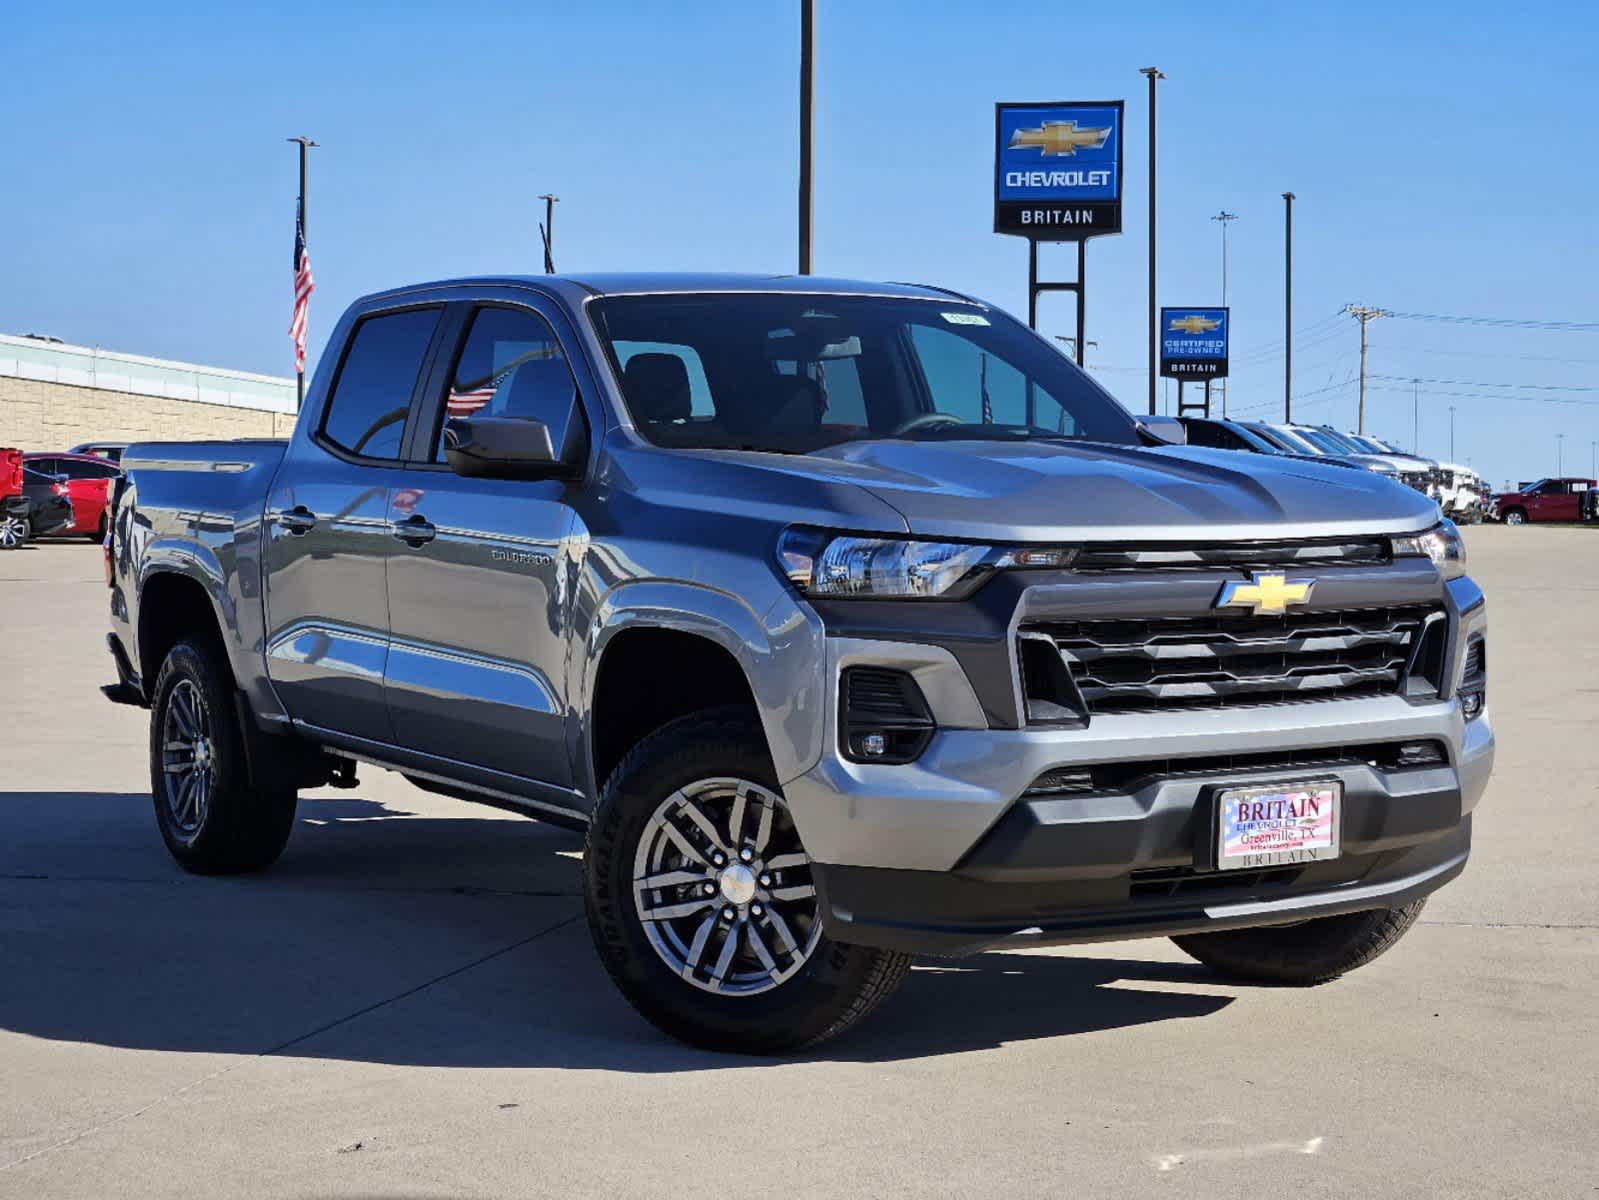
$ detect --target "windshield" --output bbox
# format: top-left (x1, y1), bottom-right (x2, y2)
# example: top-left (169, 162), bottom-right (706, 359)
top-left (1245, 424), bottom-right (1302, 454)
top-left (1292, 427), bottom-right (1350, 455)
top-left (1346, 433), bottom-right (1386, 453)
top-left (1310, 428), bottom-right (1365, 454)
top-left (591, 293), bottom-right (1140, 453)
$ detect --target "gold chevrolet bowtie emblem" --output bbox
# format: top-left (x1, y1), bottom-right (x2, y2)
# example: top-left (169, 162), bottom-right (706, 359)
top-left (1216, 572), bottom-right (1316, 616)
top-left (1009, 121), bottom-right (1112, 157)
top-left (1168, 314), bottom-right (1222, 334)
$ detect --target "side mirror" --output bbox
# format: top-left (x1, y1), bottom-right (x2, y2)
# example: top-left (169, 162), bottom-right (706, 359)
top-left (1137, 415), bottom-right (1187, 446)
top-left (443, 412), bottom-right (586, 481)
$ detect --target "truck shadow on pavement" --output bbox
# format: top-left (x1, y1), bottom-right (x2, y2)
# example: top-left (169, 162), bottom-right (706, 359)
top-left (0, 790), bottom-right (1235, 1069)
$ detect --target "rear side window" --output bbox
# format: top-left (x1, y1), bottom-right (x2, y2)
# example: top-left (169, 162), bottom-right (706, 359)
top-left (435, 306), bottom-right (577, 459)
top-left (57, 459), bottom-right (119, 480)
top-left (322, 308), bottom-right (441, 460)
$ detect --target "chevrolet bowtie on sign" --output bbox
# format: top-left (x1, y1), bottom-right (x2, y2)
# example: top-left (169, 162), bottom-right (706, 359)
top-left (1160, 306), bottom-right (1230, 379)
top-left (995, 101), bottom-right (1124, 240)
top-left (1215, 572), bottom-right (1316, 616)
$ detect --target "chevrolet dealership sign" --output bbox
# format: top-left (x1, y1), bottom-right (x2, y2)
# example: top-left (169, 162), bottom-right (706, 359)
top-left (994, 101), bottom-right (1124, 239)
top-left (1160, 307), bottom-right (1230, 379)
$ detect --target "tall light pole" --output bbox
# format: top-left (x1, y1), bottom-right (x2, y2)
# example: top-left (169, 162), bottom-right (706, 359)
top-left (1449, 404), bottom-right (1456, 461)
top-left (1344, 304), bottom-right (1390, 434)
top-left (1212, 210), bottom-right (1237, 415)
top-left (1140, 67), bottom-right (1165, 417)
top-left (798, 0), bottom-right (815, 275)
top-left (1591, 440), bottom-right (1596, 479)
top-left (1557, 432), bottom-right (1565, 475)
top-left (538, 194), bottom-right (559, 274)
top-left (1282, 192), bottom-right (1294, 421)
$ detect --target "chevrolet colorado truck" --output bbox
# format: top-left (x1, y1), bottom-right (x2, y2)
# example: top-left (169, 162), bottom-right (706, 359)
top-left (105, 274), bottom-right (1494, 1053)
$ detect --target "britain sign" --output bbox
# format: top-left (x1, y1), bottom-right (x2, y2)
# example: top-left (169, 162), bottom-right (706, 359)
top-left (1160, 307), bottom-right (1229, 379)
top-left (994, 101), bottom-right (1124, 240)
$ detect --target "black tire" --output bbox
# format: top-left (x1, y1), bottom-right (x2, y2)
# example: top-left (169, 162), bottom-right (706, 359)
top-left (1502, 508), bottom-right (1526, 526)
top-left (1172, 899), bottom-right (1427, 985)
top-left (87, 513), bottom-right (107, 543)
top-left (583, 708), bottom-right (912, 1054)
top-left (148, 636), bottom-right (297, 874)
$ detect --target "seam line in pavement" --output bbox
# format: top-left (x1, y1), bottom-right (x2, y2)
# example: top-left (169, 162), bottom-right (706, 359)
top-left (0, 910), bottom-right (582, 1175)
top-left (1419, 928), bottom-right (1592, 934)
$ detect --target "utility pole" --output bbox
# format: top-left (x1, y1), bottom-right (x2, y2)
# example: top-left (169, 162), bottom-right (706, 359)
top-left (798, 0), bottom-right (815, 275)
top-left (1344, 304), bottom-right (1390, 434)
top-left (1412, 378), bottom-right (1420, 455)
top-left (1054, 336), bottom-right (1098, 364)
top-left (1212, 210), bottom-right (1237, 416)
top-left (538, 194), bottom-right (558, 273)
top-left (1282, 193), bottom-right (1294, 421)
top-left (287, 136), bottom-right (318, 410)
top-left (1140, 67), bottom-right (1164, 416)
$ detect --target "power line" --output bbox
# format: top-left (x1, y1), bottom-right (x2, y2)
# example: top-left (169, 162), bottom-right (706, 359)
top-left (1369, 373), bottom-right (1599, 394)
top-left (1386, 310), bottom-right (1599, 333)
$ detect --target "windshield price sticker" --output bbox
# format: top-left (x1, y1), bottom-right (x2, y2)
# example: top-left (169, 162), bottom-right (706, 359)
top-left (941, 312), bottom-right (991, 326)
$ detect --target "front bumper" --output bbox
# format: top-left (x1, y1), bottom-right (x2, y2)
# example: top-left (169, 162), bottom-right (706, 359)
top-left (784, 572), bottom-right (1492, 955)
top-left (813, 754), bottom-right (1481, 956)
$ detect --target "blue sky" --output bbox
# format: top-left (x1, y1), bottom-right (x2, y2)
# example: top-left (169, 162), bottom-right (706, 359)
top-left (6, 0), bottom-right (1596, 486)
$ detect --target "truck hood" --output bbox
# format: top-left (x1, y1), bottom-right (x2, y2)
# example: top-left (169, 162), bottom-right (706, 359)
top-left (794, 438), bottom-right (1441, 542)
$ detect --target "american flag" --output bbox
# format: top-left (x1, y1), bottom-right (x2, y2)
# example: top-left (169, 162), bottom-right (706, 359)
top-left (288, 199), bottom-right (315, 373)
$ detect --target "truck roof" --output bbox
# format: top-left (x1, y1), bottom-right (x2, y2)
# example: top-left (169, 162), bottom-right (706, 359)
top-left (356, 273), bottom-right (983, 308)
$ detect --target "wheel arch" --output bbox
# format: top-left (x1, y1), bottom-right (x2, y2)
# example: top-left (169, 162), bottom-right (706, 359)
top-left (579, 580), bottom-right (825, 801)
top-left (136, 566), bottom-right (232, 702)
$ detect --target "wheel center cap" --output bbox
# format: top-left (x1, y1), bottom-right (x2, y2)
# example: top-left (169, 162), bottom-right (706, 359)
top-left (193, 740), bottom-right (211, 770)
top-left (718, 863), bottom-right (757, 906)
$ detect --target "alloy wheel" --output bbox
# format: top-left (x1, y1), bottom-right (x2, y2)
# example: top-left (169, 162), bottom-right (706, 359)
top-left (160, 679), bottom-right (215, 836)
top-left (632, 777), bottom-right (821, 996)
top-left (0, 514), bottom-right (26, 549)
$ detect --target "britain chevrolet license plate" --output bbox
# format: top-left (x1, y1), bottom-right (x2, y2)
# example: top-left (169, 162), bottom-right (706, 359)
top-left (1216, 780), bottom-right (1341, 870)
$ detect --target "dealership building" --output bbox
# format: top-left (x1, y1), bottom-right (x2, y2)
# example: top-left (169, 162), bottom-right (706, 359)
top-left (0, 333), bottom-right (296, 450)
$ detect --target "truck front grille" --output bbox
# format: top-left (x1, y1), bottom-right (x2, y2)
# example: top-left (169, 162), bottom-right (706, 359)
top-left (1026, 605), bottom-right (1440, 715)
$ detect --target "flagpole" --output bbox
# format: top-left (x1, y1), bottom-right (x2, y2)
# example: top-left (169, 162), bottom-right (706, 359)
top-left (287, 136), bottom-right (318, 410)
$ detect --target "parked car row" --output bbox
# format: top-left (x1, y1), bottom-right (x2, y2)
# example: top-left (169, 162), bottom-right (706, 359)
top-left (1177, 417), bottom-right (1490, 522)
top-left (0, 445), bottom-right (123, 548)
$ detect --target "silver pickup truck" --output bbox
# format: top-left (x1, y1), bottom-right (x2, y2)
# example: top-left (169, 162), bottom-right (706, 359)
top-left (105, 274), bottom-right (1493, 1053)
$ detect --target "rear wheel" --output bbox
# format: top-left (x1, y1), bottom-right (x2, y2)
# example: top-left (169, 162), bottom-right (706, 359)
top-left (88, 513), bottom-right (108, 543)
top-left (149, 636), bottom-right (297, 873)
top-left (1172, 900), bottom-right (1427, 985)
top-left (583, 709), bottom-right (911, 1053)
top-left (0, 512), bottom-right (26, 549)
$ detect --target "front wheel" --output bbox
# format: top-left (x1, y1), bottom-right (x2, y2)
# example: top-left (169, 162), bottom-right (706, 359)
top-left (0, 512), bottom-right (27, 549)
top-left (1172, 900), bottom-right (1427, 985)
top-left (149, 636), bottom-right (297, 874)
top-left (1503, 508), bottom-right (1526, 526)
top-left (583, 709), bottom-right (911, 1053)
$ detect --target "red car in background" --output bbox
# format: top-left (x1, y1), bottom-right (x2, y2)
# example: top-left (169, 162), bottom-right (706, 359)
top-left (1492, 477), bottom-right (1597, 525)
top-left (22, 452), bottom-right (121, 541)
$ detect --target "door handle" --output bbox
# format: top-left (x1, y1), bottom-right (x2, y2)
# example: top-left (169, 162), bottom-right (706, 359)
top-left (279, 506), bottom-right (317, 535)
top-left (391, 514), bottom-right (437, 546)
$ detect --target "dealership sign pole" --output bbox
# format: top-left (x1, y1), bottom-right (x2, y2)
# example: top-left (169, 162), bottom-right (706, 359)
top-left (994, 100), bottom-right (1124, 375)
top-left (1160, 306), bottom-right (1229, 418)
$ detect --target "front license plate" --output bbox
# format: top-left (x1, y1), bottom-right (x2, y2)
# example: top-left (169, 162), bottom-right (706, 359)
top-left (1216, 780), bottom-right (1341, 871)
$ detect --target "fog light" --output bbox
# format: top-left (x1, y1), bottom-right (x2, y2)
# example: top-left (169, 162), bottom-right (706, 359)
top-left (861, 732), bottom-right (887, 757)
top-left (1461, 690), bottom-right (1485, 720)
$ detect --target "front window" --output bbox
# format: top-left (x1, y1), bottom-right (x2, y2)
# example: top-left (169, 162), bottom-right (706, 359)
top-left (591, 293), bottom-right (1139, 453)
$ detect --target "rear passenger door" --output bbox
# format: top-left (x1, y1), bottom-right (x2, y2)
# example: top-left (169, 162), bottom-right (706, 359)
top-left (381, 300), bottom-right (592, 793)
top-left (263, 304), bottom-right (444, 743)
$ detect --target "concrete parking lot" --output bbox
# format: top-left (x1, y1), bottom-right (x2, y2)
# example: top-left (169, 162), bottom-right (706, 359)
top-left (1, 526), bottom-right (1594, 1199)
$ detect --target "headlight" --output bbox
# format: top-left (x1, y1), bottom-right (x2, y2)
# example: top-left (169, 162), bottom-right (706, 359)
top-left (778, 530), bottom-right (1071, 599)
top-left (1365, 462), bottom-right (1399, 475)
top-left (1391, 520), bottom-right (1467, 579)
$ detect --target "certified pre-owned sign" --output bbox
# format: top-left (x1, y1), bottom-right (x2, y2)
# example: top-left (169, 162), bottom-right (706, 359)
top-left (1160, 307), bottom-right (1230, 379)
top-left (994, 101), bottom-right (1124, 240)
